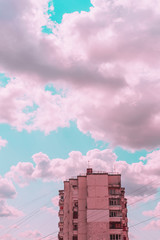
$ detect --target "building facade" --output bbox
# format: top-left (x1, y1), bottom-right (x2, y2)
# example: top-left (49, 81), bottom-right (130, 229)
top-left (58, 168), bottom-right (129, 240)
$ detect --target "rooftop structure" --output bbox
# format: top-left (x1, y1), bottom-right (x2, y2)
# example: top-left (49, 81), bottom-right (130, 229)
top-left (58, 168), bottom-right (129, 240)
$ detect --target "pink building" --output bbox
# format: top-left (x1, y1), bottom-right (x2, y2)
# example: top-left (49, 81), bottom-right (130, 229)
top-left (58, 168), bottom-right (129, 240)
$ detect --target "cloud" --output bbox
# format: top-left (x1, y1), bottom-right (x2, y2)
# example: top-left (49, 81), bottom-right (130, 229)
top-left (0, 234), bottom-right (17, 240)
top-left (5, 148), bottom-right (160, 203)
top-left (144, 219), bottom-right (160, 230)
top-left (0, 176), bottom-right (16, 199)
top-left (52, 196), bottom-right (59, 207)
top-left (0, 136), bottom-right (7, 149)
top-left (0, 177), bottom-right (23, 219)
top-left (0, 200), bottom-right (23, 218)
top-left (6, 161), bottom-right (35, 187)
top-left (0, 1), bottom-right (160, 150)
top-left (143, 202), bottom-right (160, 217)
top-left (20, 230), bottom-right (42, 240)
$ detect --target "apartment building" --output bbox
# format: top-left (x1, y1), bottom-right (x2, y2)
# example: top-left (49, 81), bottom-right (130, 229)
top-left (58, 168), bottom-right (129, 240)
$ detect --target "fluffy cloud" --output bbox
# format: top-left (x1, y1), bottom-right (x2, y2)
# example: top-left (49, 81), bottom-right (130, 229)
top-left (144, 219), bottom-right (160, 230)
top-left (52, 196), bottom-right (59, 207)
top-left (0, 136), bottom-right (7, 149)
top-left (0, 0), bottom-right (160, 150)
top-left (5, 148), bottom-right (160, 203)
top-left (0, 176), bottom-right (16, 199)
top-left (0, 234), bottom-right (17, 240)
top-left (6, 149), bottom-right (116, 184)
top-left (0, 176), bottom-right (23, 218)
top-left (143, 202), bottom-right (160, 217)
top-left (0, 200), bottom-right (23, 218)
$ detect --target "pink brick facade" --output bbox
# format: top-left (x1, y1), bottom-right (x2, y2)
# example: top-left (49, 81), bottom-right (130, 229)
top-left (58, 169), bottom-right (129, 240)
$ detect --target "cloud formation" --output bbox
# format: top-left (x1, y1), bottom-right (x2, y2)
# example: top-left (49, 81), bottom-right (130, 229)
top-left (5, 149), bottom-right (160, 203)
top-left (0, 0), bottom-right (160, 150)
top-left (0, 200), bottom-right (23, 218)
top-left (0, 176), bottom-right (23, 218)
top-left (0, 176), bottom-right (16, 199)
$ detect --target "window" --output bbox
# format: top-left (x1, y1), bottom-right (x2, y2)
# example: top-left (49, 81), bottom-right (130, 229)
top-left (73, 201), bottom-right (78, 207)
top-left (73, 224), bottom-right (78, 230)
top-left (60, 195), bottom-right (64, 200)
top-left (110, 222), bottom-right (122, 229)
top-left (72, 236), bottom-right (78, 240)
top-left (73, 211), bottom-right (78, 219)
top-left (109, 198), bottom-right (121, 206)
top-left (109, 188), bottom-right (120, 195)
top-left (110, 234), bottom-right (121, 240)
top-left (60, 217), bottom-right (63, 222)
top-left (60, 206), bottom-right (63, 210)
top-left (110, 210), bottom-right (122, 217)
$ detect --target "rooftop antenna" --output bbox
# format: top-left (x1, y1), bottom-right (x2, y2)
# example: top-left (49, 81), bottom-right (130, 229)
top-left (87, 159), bottom-right (93, 175)
top-left (88, 158), bottom-right (91, 168)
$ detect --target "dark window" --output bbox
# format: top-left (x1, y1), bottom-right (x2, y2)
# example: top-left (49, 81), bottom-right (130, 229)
top-left (110, 234), bottom-right (121, 240)
top-left (109, 198), bottom-right (121, 206)
top-left (73, 224), bottom-right (78, 230)
top-left (110, 222), bottom-right (122, 229)
top-left (74, 201), bottom-right (78, 207)
top-left (110, 210), bottom-right (122, 217)
top-left (60, 195), bottom-right (64, 200)
top-left (73, 211), bottom-right (78, 219)
top-left (73, 236), bottom-right (78, 240)
top-left (109, 188), bottom-right (120, 195)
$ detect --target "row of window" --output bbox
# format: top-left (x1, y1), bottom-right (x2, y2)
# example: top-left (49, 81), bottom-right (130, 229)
top-left (60, 236), bottom-right (126, 240)
top-left (62, 210), bottom-right (124, 220)
top-left (110, 210), bottom-right (122, 217)
top-left (109, 199), bottom-right (121, 205)
top-left (110, 222), bottom-right (122, 229)
top-left (110, 235), bottom-right (126, 240)
top-left (60, 198), bottom-right (125, 209)
top-left (110, 234), bottom-right (121, 240)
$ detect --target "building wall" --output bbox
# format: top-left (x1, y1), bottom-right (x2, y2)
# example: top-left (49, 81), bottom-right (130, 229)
top-left (58, 170), bottom-right (129, 240)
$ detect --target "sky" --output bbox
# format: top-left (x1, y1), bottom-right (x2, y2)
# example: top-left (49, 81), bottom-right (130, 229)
top-left (0, 0), bottom-right (160, 239)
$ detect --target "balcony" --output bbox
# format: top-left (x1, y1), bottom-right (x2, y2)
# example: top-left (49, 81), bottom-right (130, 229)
top-left (109, 217), bottom-right (122, 222)
top-left (110, 222), bottom-right (122, 230)
top-left (58, 222), bottom-right (64, 228)
top-left (59, 210), bottom-right (64, 216)
top-left (59, 199), bottom-right (64, 206)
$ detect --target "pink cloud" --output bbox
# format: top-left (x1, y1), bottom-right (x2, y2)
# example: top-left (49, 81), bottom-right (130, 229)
top-left (0, 136), bottom-right (7, 149)
top-left (0, 234), bottom-right (17, 240)
top-left (20, 230), bottom-right (42, 240)
top-left (144, 219), bottom-right (160, 230)
top-left (5, 148), bottom-right (160, 203)
top-left (52, 196), bottom-right (59, 207)
top-left (0, 0), bottom-right (160, 150)
top-left (0, 200), bottom-right (23, 218)
top-left (143, 202), bottom-right (160, 217)
top-left (6, 161), bottom-right (35, 187)
top-left (0, 176), bottom-right (16, 199)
